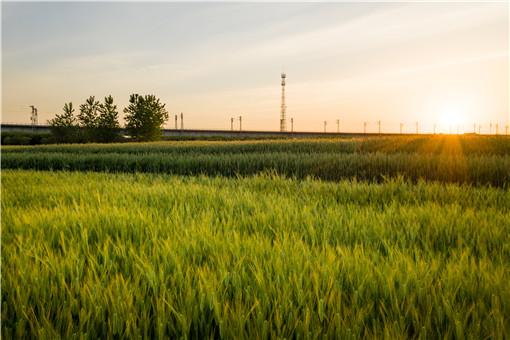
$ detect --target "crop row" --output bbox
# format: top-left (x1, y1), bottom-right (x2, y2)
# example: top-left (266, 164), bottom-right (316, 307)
top-left (3, 135), bottom-right (510, 156)
top-left (2, 170), bottom-right (509, 338)
top-left (2, 150), bottom-right (509, 187)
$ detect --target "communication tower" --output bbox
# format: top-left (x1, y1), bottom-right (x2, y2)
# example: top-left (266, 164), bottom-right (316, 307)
top-left (280, 72), bottom-right (287, 132)
top-left (29, 106), bottom-right (38, 132)
top-left (29, 105), bottom-right (38, 125)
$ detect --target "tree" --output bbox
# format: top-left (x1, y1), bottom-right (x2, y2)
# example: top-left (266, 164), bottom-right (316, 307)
top-left (96, 95), bottom-right (121, 143)
top-left (78, 96), bottom-right (100, 142)
top-left (124, 94), bottom-right (169, 142)
top-left (47, 102), bottom-right (78, 143)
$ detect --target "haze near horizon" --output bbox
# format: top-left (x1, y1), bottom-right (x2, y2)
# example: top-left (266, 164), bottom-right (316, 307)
top-left (2, 2), bottom-right (508, 134)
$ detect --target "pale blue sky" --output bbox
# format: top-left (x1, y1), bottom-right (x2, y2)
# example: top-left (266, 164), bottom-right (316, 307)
top-left (2, 1), bottom-right (508, 133)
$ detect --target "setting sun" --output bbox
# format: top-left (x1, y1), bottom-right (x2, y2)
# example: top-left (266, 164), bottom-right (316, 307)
top-left (440, 109), bottom-right (466, 129)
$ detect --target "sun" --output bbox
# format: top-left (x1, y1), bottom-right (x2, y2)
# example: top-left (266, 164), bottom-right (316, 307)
top-left (439, 109), bottom-right (466, 129)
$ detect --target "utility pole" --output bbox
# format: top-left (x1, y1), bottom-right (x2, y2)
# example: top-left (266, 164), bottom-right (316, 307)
top-left (400, 123), bottom-right (403, 134)
top-left (496, 124), bottom-right (499, 135)
top-left (364, 122), bottom-right (367, 134)
top-left (336, 119), bottom-right (340, 133)
top-left (239, 116), bottom-right (242, 131)
top-left (280, 72), bottom-right (287, 132)
top-left (180, 113), bottom-right (183, 130)
top-left (490, 122), bottom-right (492, 134)
top-left (175, 115), bottom-right (178, 129)
top-left (231, 117), bottom-right (234, 131)
top-left (291, 118), bottom-right (294, 132)
top-left (324, 121), bottom-right (327, 133)
top-left (378, 120), bottom-right (381, 134)
top-left (416, 122), bottom-right (418, 134)
top-left (479, 125), bottom-right (482, 134)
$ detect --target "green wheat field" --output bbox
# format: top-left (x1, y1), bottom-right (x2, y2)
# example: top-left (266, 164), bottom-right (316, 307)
top-left (2, 135), bottom-right (509, 338)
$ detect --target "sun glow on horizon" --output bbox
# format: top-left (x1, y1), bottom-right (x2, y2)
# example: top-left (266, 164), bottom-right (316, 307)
top-left (439, 109), bottom-right (466, 131)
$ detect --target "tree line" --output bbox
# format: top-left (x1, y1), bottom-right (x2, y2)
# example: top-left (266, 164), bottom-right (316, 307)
top-left (48, 94), bottom-right (169, 143)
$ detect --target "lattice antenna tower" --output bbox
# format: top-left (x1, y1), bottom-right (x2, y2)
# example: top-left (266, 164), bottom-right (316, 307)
top-left (280, 70), bottom-right (287, 132)
top-left (29, 105), bottom-right (38, 126)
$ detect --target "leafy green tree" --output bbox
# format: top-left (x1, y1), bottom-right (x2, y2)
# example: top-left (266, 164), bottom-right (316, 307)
top-left (47, 102), bottom-right (79, 143)
top-left (96, 95), bottom-right (121, 143)
top-left (78, 96), bottom-right (100, 142)
top-left (124, 94), bottom-right (169, 142)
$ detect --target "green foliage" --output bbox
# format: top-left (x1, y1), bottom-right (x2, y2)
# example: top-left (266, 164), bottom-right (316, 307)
top-left (47, 97), bottom-right (121, 144)
top-left (2, 135), bottom-right (510, 187)
top-left (1, 132), bottom-right (53, 145)
top-left (1, 133), bottom-right (31, 145)
top-left (2, 135), bottom-right (31, 145)
top-left (47, 102), bottom-right (79, 143)
top-left (96, 95), bottom-right (121, 143)
top-left (124, 94), bottom-right (169, 142)
top-left (2, 170), bottom-right (509, 338)
top-left (78, 96), bottom-right (100, 142)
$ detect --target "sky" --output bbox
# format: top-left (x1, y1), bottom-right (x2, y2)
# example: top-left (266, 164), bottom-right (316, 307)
top-left (2, 1), bottom-right (508, 133)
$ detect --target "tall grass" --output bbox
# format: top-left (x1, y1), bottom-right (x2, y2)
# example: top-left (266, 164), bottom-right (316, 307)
top-left (3, 135), bottom-right (510, 156)
top-left (2, 170), bottom-right (509, 338)
top-left (2, 135), bottom-right (510, 187)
